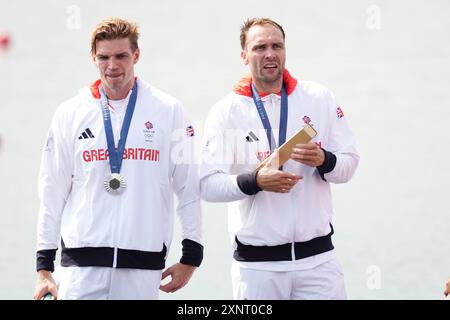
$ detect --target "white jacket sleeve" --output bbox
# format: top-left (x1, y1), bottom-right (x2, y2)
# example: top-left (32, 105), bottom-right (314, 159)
top-left (199, 101), bottom-right (247, 202)
top-left (323, 91), bottom-right (360, 183)
top-left (170, 102), bottom-right (203, 245)
top-left (37, 107), bottom-right (73, 252)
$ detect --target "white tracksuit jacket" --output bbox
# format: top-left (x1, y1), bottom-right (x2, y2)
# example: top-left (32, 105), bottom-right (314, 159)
top-left (37, 77), bottom-right (202, 270)
top-left (200, 70), bottom-right (359, 270)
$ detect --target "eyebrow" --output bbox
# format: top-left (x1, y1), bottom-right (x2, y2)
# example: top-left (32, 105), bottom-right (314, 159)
top-left (252, 41), bottom-right (284, 49)
top-left (96, 51), bottom-right (130, 58)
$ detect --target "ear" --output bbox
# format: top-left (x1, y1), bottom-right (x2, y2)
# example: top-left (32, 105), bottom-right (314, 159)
top-left (133, 48), bottom-right (140, 64)
top-left (241, 50), bottom-right (249, 65)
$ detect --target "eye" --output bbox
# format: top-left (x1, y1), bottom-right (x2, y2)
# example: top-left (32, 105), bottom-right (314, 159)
top-left (273, 43), bottom-right (284, 49)
top-left (97, 55), bottom-right (108, 61)
top-left (116, 53), bottom-right (129, 59)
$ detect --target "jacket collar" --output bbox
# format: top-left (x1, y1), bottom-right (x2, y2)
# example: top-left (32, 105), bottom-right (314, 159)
top-left (233, 69), bottom-right (297, 98)
top-left (89, 76), bottom-right (139, 99)
top-left (89, 79), bottom-right (102, 99)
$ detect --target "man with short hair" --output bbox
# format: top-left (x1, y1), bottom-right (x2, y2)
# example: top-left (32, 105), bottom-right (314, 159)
top-left (34, 18), bottom-right (203, 300)
top-left (200, 17), bottom-right (359, 299)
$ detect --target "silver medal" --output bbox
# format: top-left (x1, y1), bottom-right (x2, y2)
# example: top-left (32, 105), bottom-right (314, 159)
top-left (104, 173), bottom-right (126, 194)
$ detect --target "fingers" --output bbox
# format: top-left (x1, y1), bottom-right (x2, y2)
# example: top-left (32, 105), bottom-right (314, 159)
top-left (34, 285), bottom-right (58, 300)
top-left (445, 279), bottom-right (450, 297)
top-left (34, 273), bottom-right (58, 300)
top-left (291, 147), bottom-right (318, 158)
top-left (159, 263), bottom-right (196, 293)
top-left (257, 159), bottom-right (304, 193)
top-left (159, 276), bottom-right (186, 293)
top-left (159, 267), bottom-right (186, 293)
top-left (49, 286), bottom-right (58, 299)
top-left (291, 143), bottom-right (323, 166)
top-left (161, 267), bottom-right (172, 281)
top-left (295, 143), bottom-right (318, 150)
top-left (270, 174), bottom-right (303, 193)
top-left (279, 176), bottom-right (302, 192)
top-left (34, 288), bottom-right (46, 300)
top-left (159, 280), bottom-right (179, 293)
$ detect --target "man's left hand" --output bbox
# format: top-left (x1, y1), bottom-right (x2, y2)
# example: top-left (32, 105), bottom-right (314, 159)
top-left (290, 143), bottom-right (324, 167)
top-left (159, 263), bottom-right (196, 293)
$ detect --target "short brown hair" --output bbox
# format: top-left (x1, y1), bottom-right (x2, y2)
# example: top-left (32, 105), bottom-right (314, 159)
top-left (240, 18), bottom-right (285, 50)
top-left (90, 18), bottom-right (139, 55)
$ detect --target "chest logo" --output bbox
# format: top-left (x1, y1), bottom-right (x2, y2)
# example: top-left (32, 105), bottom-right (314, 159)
top-left (336, 106), bottom-right (345, 118)
top-left (145, 121), bottom-right (153, 130)
top-left (302, 115), bottom-right (311, 125)
top-left (143, 121), bottom-right (155, 142)
top-left (78, 128), bottom-right (95, 140)
top-left (186, 125), bottom-right (195, 137)
top-left (245, 131), bottom-right (259, 142)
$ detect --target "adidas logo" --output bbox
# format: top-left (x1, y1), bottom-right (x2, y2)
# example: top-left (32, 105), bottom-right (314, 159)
top-left (245, 131), bottom-right (259, 142)
top-left (78, 128), bottom-right (95, 140)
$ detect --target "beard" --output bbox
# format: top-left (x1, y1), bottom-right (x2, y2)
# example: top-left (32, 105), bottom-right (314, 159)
top-left (254, 68), bottom-right (283, 90)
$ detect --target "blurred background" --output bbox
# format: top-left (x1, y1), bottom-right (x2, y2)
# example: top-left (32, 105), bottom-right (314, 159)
top-left (0, 0), bottom-right (449, 299)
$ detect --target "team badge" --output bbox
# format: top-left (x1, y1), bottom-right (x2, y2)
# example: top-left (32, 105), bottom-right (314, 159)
top-left (186, 125), bottom-right (195, 137)
top-left (336, 106), bottom-right (344, 118)
top-left (145, 121), bottom-right (153, 130)
top-left (302, 115), bottom-right (311, 124)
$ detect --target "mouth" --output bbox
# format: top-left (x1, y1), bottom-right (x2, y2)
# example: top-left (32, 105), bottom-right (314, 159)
top-left (106, 74), bottom-right (123, 79)
top-left (263, 63), bottom-right (278, 70)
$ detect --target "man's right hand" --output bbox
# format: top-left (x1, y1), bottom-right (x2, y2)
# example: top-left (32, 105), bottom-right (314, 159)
top-left (256, 151), bottom-right (302, 193)
top-left (34, 270), bottom-right (58, 300)
top-left (445, 278), bottom-right (450, 297)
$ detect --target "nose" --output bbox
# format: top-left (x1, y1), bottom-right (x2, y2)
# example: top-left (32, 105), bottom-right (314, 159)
top-left (107, 56), bottom-right (119, 70)
top-left (265, 48), bottom-right (276, 60)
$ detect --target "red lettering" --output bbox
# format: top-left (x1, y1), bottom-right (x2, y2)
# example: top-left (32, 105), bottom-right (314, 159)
top-left (138, 148), bottom-right (145, 160)
top-left (97, 148), bottom-right (105, 161)
top-left (91, 149), bottom-right (98, 161)
top-left (84, 148), bottom-right (160, 162)
top-left (83, 150), bottom-right (91, 162)
top-left (144, 149), bottom-right (151, 160)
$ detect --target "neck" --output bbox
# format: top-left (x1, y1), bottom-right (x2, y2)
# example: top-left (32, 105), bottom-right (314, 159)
top-left (103, 78), bottom-right (134, 100)
top-left (252, 78), bottom-right (283, 95)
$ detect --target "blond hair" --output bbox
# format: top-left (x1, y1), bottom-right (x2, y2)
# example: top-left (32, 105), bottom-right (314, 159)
top-left (90, 18), bottom-right (139, 55)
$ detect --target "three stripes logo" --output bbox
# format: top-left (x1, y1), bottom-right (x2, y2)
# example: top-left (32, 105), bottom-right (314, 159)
top-left (246, 131), bottom-right (259, 142)
top-left (78, 128), bottom-right (95, 140)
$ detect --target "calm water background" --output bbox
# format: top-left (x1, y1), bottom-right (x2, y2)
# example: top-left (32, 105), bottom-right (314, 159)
top-left (0, 0), bottom-right (449, 299)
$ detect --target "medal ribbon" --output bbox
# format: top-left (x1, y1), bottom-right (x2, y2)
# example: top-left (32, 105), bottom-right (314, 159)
top-left (251, 82), bottom-right (288, 153)
top-left (99, 80), bottom-right (138, 174)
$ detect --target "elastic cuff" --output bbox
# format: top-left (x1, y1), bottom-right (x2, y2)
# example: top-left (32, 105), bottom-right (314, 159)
top-left (237, 171), bottom-right (262, 195)
top-left (180, 239), bottom-right (204, 267)
top-left (317, 149), bottom-right (337, 181)
top-left (36, 249), bottom-right (57, 272)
